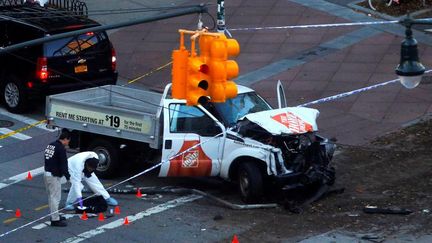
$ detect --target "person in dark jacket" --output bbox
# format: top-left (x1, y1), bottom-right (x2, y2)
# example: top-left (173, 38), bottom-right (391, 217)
top-left (44, 129), bottom-right (71, 227)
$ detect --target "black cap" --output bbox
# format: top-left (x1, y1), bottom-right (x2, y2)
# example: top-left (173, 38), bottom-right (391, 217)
top-left (85, 158), bottom-right (99, 169)
top-left (59, 128), bottom-right (71, 140)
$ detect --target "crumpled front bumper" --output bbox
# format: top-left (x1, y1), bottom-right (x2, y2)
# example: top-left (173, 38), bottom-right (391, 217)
top-left (272, 138), bottom-right (336, 190)
top-left (274, 172), bottom-right (304, 188)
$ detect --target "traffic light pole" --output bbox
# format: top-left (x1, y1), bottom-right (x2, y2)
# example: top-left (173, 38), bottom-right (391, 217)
top-left (216, 0), bottom-right (226, 33)
top-left (0, 4), bottom-right (207, 55)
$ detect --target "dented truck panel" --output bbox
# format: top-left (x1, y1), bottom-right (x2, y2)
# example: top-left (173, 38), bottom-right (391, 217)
top-left (219, 134), bottom-right (277, 180)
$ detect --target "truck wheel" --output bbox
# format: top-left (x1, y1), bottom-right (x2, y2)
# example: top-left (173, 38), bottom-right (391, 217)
top-left (2, 76), bottom-right (28, 113)
top-left (88, 139), bottom-right (119, 178)
top-left (238, 162), bottom-right (263, 203)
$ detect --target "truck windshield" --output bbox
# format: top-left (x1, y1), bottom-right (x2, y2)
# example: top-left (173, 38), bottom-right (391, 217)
top-left (213, 92), bottom-right (272, 126)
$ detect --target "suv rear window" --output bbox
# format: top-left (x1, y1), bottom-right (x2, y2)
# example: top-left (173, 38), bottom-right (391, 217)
top-left (44, 31), bottom-right (107, 57)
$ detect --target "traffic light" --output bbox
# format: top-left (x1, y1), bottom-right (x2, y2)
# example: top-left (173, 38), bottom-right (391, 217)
top-left (208, 34), bottom-right (240, 103)
top-left (172, 30), bottom-right (211, 105)
top-left (186, 56), bottom-right (210, 106)
top-left (171, 47), bottom-right (189, 99)
top-left (172, 30), bottom-right (240, 105)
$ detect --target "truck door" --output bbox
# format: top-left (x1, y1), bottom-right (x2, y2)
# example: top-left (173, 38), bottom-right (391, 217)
top-left (277, 80), bottom-right (287, 109)
top-left (159, 101), bottom-right (225, 177)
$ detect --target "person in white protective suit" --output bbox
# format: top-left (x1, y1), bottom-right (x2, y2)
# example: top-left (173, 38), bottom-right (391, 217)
top-left (64, 152), bottom-right (118, 210)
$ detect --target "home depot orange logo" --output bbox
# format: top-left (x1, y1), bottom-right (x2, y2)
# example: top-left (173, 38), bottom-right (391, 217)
top-left (271, 112), bottom-right (313, 134)
top-left (182, 150), bottom-right (199, 168)
top-left (168, 140), bottom-right (212, 177)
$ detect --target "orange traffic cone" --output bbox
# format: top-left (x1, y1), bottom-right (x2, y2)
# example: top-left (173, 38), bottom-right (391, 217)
top-left (15, 209), bottom-right (21, 218)
top-left (114, 206), bottom-right (120, 215)
top-left (136, 188), bottom-right (142, 198)
top-left (123, 217), bottom-right (129, 225)
top-left (80, 211), bottom-right (88, 221)
top-left (26, 171), bottom-right (32, 180)
top-left (98, 213), bottom-right (105, 221)
top-left (232, 234), bottom-right (239, 243)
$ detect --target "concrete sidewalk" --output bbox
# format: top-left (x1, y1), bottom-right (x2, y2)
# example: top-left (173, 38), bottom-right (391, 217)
top-left (107, 0), bottom-right (432, 145)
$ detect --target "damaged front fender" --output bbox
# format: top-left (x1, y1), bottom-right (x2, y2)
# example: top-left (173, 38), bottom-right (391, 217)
top-left (235, 111), bottom-right (336, 190)
top-left (220, 137), bottom-right (280, 180)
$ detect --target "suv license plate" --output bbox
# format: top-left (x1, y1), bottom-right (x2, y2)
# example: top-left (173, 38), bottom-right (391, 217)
top-left (74, 64), bottom-right (88, 73)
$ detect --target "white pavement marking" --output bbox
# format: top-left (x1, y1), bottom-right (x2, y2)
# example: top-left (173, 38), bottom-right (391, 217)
top-left (0, 128), bottom-right (32, 140)
top-left (32, 214), bottom-right (79, 230)
top-left (0, 167), bottom-right (44, 190)
top-left (61, 195), bottom-right (202, 243)
top-left (0, 108), bottom-right (51, 131)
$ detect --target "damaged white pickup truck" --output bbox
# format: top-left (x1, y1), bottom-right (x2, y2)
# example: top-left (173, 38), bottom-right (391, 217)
top-left (46, 82), bottom-right (336, 203)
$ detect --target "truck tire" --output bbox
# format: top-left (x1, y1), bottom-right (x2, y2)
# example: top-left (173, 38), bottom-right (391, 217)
top-left (2, 76), bottom-right (28, 113)
top-left (238, 162), bottom-right (264, 203)
top-left (88, 139), bottom-right (119, 178)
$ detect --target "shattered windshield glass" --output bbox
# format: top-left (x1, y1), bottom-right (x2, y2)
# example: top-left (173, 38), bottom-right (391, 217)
top-left (213, 92), bottom-right (272, 126)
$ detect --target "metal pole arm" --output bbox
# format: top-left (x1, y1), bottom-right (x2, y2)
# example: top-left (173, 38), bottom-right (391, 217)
top-left (399, 16), bottom-right (432, 28)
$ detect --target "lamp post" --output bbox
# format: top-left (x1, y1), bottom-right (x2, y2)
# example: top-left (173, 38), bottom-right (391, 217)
top-left (396, 16), bottom-right (432, 88)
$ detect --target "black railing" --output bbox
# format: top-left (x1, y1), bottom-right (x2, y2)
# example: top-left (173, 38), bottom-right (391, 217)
top-left (0, 0), bottom-right (88, 16)
top-left (47, 0), bottom-right (88, 16)
top-left (0, 0), bottom-right (25, 6)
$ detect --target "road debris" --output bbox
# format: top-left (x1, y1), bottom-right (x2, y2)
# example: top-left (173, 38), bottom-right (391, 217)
top-left (66, 186), bottom-right (278, 210)
top-left (363, 205), bottom-right (413, 215)
top-left (283, 186), bottom-right (345, 213)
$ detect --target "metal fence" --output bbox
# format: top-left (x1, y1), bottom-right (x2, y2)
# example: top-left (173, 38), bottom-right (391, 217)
top-left (0, 0), bottom-right (88, 16)
top-left (47, 0), bottom-right (88, 16)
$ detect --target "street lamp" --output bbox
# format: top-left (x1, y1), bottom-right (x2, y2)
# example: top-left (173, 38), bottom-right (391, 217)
top-left (396, 16), bottom-right (432, 88)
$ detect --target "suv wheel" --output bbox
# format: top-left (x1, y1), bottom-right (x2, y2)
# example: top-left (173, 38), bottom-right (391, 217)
top-left (2, 77), bottom-right (28, 113)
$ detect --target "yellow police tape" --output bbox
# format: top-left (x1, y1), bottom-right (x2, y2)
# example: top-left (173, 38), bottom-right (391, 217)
top-left (1, 62), bottom-right (172, 140)
top-left (127, 61), bottom-right (172, 84)
top-left (0, 119), bottom-right (47, 140)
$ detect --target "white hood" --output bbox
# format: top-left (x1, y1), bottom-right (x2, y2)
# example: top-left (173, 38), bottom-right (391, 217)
top-left (241, 107), bottom-right (319, 135)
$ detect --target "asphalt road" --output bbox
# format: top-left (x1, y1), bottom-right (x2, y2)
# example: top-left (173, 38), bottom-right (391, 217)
top-left (1, 0), bottom-right (432, 242)
top-left (0, 1), bottom-right (270, 242)
top-left (0, 167), bottom-right (256, 242)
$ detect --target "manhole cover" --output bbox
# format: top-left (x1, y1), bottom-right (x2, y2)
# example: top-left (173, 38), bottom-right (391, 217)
top-left (0, 120), bottom-right (14, 128)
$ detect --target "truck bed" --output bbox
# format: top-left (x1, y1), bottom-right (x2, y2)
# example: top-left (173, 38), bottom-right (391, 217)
top-left (46, 85), bottom-right (163, 148)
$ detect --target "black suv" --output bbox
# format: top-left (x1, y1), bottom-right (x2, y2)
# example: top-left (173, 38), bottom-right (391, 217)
top-left (0, 0), bottom-right (118, 113)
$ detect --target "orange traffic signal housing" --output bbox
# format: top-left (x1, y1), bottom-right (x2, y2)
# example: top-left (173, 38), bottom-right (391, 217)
top-left (171, 29), bottom-right (240, 105)
top-left (186, 57), bottom-right (210, 106)
top-left (208, 35), bottom-right (239, 102)
top-left (172, 48), bottom-right (189, 99)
